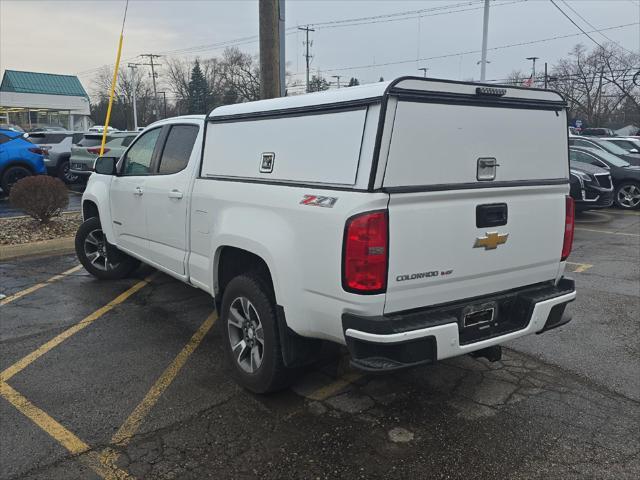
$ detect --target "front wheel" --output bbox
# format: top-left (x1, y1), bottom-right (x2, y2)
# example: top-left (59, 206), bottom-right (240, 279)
top-left (221, 274), bottom-right (294, 393)
top-left (1, 166), bottom-right (31, 195)
top-left (614, 182), bottom-right (640, 210)
top-left (75, 216), bottom-right (140, 279)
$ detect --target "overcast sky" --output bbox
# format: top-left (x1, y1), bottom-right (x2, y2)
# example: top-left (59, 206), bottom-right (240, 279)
top-left (1, 0), bottom-right (638, 94)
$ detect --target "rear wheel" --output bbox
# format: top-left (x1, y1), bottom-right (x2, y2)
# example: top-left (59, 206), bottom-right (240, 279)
top-left (75, 216), bottom-right (139, 279)
top-left (1, 166), bottom-right (31, 195)
top-left (614, 181), bottom-right (640, 210)
top-left (221, 274), bottom-right (293, 393)
top-left (57, 159), bottom-right (78, 184)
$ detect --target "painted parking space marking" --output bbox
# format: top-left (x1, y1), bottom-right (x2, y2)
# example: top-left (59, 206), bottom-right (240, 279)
top-left (305, 371), bottom-right (364, 401)
top-left (1, 273), bottom-right (156, 383)
top-left (0, 264), bottom-right (83, 307)
top-left (575, 227), bottom-right (640, 237)
top-left (99, 312), bottom-right (217, 472)
top-left (566, 262), bottom-right (593, 273)
top-left (0, 382), bottom-right (133, 479)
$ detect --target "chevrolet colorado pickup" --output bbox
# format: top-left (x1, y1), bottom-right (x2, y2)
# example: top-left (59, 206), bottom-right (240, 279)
top-left (76, 77), bottom-right (577, 393)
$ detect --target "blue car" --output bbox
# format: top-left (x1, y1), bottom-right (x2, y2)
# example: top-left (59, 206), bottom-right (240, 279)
top-left (0, 128), bottom-right (46, 195)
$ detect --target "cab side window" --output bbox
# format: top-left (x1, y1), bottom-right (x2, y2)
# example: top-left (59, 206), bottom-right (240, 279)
top-left (157, 125), bottom-right (199, 175)
top-left (121, 128), bottom-right (161, 176)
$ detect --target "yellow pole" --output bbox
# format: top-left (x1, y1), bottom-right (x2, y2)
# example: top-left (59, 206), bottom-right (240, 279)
top-left (99, 32), bottom-right (124, 156)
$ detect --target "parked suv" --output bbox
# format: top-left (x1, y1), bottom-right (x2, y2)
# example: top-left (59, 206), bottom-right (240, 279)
top-left (70, 132), bottom-right (137, 178)
top-left (28, 131), bottom-right (84, 184)
top-left (569, 161), bottom-right (613, 211)
top-left (76, 78), bottom-right (577, 393)
top-left (580, 128), bottom-right (615, 137)
top-left (0, 128), bottom-right (46, 194)
top-left (570, 147), bottom-right (640, 209)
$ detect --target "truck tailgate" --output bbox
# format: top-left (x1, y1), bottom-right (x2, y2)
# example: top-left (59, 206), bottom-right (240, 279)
top-left (381, 94), bottom-right (568, 314)
top-left (385, 186), bottom-right (566, 313)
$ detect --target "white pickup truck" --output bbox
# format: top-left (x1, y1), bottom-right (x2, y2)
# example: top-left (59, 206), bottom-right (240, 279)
top-left (76, 77), bottom-right (576, 393)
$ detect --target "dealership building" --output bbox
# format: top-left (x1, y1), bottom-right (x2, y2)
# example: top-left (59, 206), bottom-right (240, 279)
top-left (0, 70), bottom-right (91, 131)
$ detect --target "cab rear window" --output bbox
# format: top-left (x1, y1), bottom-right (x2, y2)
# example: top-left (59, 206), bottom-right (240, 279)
top-left (29, 133), bottom-right (69, 144)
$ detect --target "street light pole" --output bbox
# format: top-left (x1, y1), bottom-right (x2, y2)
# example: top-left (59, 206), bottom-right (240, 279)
top-left (526, 56), bottom-right (540, 86)
top-left (418, 67), bottom-right (429, 77)
top-left (479, 0), bottom-right (490, 81)
top-left (331, 75), bottom-right (341, 88)
top-left (127, 63), bottom-right (141, 130)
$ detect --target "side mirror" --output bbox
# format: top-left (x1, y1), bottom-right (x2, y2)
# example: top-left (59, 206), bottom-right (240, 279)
top-left (93, 156), bottom-right (118, 175)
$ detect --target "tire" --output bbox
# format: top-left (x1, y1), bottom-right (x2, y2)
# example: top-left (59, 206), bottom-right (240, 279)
top-left (221, 273), bottom-right (293, 393)
top-left (614, 181), bottom-right (640, 210)
top-left (1, 166), bottom-right (31, 195)
top-left (75, 217), bottom-right (140, 280)
top-left (57, 159), bottom-right (78, 184)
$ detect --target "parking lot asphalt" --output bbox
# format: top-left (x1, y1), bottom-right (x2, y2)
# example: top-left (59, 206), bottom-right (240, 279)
top-left (1, 208), bottom-right (639, 480)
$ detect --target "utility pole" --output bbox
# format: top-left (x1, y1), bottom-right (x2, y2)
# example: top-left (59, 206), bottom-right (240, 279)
top-left (127, 63), bottom-right (142, 130)
top-left (140, 53), bottom-right (162, 120)
top-left (279, 0), bottom-right (286, 97)
top-left (418, 67), bottom-right (429, 78)
top-left (332, 75), bottom-right (341, 88)
top-left (544, 62), bottom-right (548, 89)
top-left (259, 0), bottom-right (283, 99)
top-left (298, 25), bottom-right (315, 93)
top-left (526, 56), bottom-right (539, 86)
top-left (479, 0), bottom-right (490, 81)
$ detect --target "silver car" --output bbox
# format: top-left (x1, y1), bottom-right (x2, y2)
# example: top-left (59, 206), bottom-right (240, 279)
top-left (69, 132), bottom-right (138, 178)
top-left (28, 131), bottom-right (85, 184)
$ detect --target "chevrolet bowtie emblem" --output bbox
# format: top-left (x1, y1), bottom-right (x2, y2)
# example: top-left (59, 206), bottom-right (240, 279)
top-left (474, 232), bottom-right (509, 250)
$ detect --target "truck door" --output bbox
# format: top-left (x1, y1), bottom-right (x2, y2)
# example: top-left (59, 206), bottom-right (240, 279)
top-left (110, 127), bottom-right (162, 258)
top-left (143, 124), bottom-right (200, 276)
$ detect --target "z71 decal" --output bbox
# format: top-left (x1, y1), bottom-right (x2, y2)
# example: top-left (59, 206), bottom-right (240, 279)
top-left (300, 195), bottom-right (338, 208)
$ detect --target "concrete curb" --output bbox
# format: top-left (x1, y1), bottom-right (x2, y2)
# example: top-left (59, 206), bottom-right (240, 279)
top-left (0, 237), bottom-right (75, 261)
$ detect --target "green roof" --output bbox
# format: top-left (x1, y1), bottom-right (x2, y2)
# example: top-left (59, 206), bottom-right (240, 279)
top-left (0, 70), bottom-right (88, 97)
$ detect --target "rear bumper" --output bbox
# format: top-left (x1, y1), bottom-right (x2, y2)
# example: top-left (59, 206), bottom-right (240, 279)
top-left (342, 278), bottom-right (576, 372)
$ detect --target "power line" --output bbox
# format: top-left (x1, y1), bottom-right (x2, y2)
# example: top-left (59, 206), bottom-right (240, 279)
top-left (549, 0), bottom-right (604, 49)
top-left (560, 0), bottom-right (634, 54)
top-left (287, 22), bottom-right (638, 77)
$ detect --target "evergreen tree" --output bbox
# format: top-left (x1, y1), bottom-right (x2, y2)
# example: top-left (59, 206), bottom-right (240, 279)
top-left (309, 74), bottom-right (330, 92)
top-left (347, 77), bottom-right (360, 87)
top-left (188, 60), bottom-right (209, 114)
top-left (379, 76), bottom-right (384, 82)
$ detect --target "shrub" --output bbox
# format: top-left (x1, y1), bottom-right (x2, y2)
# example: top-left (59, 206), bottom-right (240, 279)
top-left (9, 176), bottom-right (69, 224)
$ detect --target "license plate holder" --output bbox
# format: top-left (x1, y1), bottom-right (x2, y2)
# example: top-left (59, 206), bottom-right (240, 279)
top-left (462, 302), bottom-right (497, 329)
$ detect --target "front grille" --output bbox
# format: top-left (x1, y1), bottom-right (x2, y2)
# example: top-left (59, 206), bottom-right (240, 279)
top-left (594, 174), bottom-right (612, 190)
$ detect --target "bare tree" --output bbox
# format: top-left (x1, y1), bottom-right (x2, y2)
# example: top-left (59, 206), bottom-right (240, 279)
top-left (219, 47), bottom-right (261, 102)
top-left (551, 43), bottom-right (640, 127)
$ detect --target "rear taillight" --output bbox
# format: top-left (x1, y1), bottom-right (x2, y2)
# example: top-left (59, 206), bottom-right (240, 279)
top-left (343, 210), bottom-right (388, 294)
top-left (561, 196), bottom-right (575, 261)
top-left (87, 147), bottom-right (109, 154)
top-left (28, 147), bottom-right (44, 155)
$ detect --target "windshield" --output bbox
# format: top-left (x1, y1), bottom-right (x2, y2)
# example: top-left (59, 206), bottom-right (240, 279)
top-left (77, 135), bottom-right (108, 147)
top-left (28, 133), bottom-right (69, 144)
top-left (581, 148), bottom-right (630, 167)
top-left (598, 139), bottom-right (632, 156)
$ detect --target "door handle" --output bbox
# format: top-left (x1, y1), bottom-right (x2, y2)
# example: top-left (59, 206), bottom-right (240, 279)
top-left (133, 186), bottom-right (143, 196)
top-left (168, 189), bottom-right (183, 199)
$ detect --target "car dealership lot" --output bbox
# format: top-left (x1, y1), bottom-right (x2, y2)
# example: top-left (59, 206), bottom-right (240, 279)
top-left (1, 209), bottom-right (638, 480)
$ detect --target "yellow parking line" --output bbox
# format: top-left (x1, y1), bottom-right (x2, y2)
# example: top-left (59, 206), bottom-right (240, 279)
top-left (566, 262), bottom-right (593, 273)
top-left (0, 382), bottom-right (132, 479)
top-left (0, 265), bottom-right (83, 306)
top-left (0, 274), bottom-right (156, 383)
top-left (575, 227), bottom-right (639, 237)
top-left (305, 371), bottom-right (364, 401)
top-left (99, 312), bottom-right (217, 470)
